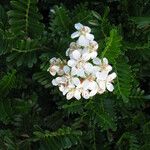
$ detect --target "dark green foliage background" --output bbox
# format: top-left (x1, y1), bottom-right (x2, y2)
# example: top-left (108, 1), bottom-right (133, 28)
top-left (0, 0), bottom-right (150, 149)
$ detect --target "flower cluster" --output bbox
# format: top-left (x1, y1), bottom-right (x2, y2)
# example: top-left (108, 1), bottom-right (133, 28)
top-left (48, 23), bottom-right (117, 100)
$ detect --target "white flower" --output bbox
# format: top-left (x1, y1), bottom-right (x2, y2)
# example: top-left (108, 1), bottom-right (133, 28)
top-left (96, 71), bottom-right (117, 92)
top-left (66, 82), bottom-right (90, 100)
top-left (71, 23), bottom-right (94, 46)
top-left (66, 87), bottom-right (83, 100)
top-left (67, 50), bottom-right (93, 77)
top-left (53, 66), bottom-right (82, 98)
top-left (66, 77), bottom-right (81, 100)
top-left (47, 57), bottom-right (66, 76)
top-left (66, 42), bottom-right (81, 58)
top-left (82, 78), bottom-right (98, 97)
top-left (83, 41), bottom-right (98, 59)
top-left (93, 57), bottom-right (112, 73)
top-left (48, 23), bottom-right (117, 100)
top-left (52, 76), bottom-right (66, 86)
top-left (76, 84), bottom-right (90, 99)
top-left (60, 84), bottom-right (75, 96)
top-left (105, 72), bottom-right (117, 92)
top-left (62, 66), bottom-right (81, 86)
top-left (66, 79), bottom-right (92, 100)
top-left (96, 71), bottom-right (108, 93)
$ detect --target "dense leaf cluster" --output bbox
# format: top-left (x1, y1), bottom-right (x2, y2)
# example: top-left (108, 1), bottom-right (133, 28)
top-left (0, 0), bottom-right (149, 149)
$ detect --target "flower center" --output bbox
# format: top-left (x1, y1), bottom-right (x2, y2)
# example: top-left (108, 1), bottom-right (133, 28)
top-left (100, 63), bottom-right (107, 70)
top-left (80, 27), bottom-right (88, 36)
top-left (77, 59), bottom-right (84, 68)
top-left (87, 75), bottom-right (95, 81)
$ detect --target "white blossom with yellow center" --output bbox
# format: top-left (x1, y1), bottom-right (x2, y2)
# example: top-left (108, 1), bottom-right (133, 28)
top-left (71, 23), bottom-right (94, 46)
top-left (48, 23), bottom-right (117, 100)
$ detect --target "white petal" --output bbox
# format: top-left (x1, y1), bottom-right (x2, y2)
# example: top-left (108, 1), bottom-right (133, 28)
top-left (55, 77), bottom-right (62, 84)
top-left (82, 80), bottom-right (90, 90)
top-left (52, 79), bottom-right (58, 86)
top-left (91, 41), bottom-right (98, 49)
top-left (106, 83), bottom-right (114, 92)
top-left (98, 88), bottom-right (105, 94)
top-left (92, 66), bottom-right (100, 74)
top-left (63, 65), bottom-right (70, 74)
top-left (68, 84), bottom-right (75, 89)
top-left (62, 89), bottom-right (68, 95)
top-left (66, 91), bottom-right (74, 100)
top-left (75, 23), bottom-right (83, 30)
top-left (84, 26), bottom-right (91, 32)
top-left (50, 70), bottom-right (56, 76)
top-left (74, 90), bottom-right (81, 100)
top-left (51, 65), bottom-right (59, 72)
top-left (57, 69), bottom-right (64, 76)
top-left (67, 60), bottom-right (76, 67)
top-left (82, 90), bottom-right (90, 99)
top-left (58, 77), bottom-right (66, 84)
top-left (90, 51), bottom-right (97, 59)
top-left (93, 57), bottom-right (101, 65)
top-left (77, 68), bottom-right (86, 77)
top-left (81, 48), bottom-right (88, 55)
top-left (50, 57), bottom-right (57, 63)
top-left (71, 67), bottom-right (77, 76)
top-left (72, 50), bottom-right (81, 60)
top-left (90, 81), bottom-right (98, 90)
top-left (84, 63), bottom-right (93, 73)
top-left (50, 65), bottom-right (59, 75)
top-left (85, 33), bottom-right (94, 41)
top-left (97, 80), bottom-right (106, 90)
top-left (96, 72), bottom-right (108, 80)
top-left (105, 65), bottom-right (112, 72)
top-left (90, 89), bottom-right (97, 97)
top-left (103, 58), bottom-right (108, 65)
top-left (89, 82), bottom-right (98, 96)
top-left (72, 77), bottom-right (80, 86)
top-left (68, 53), bottom-right (74, 59)
top-left (71, 31), bottom-right (80, 39)
top-left (107, 72), bottom-right (117, 82)
top-left (82, 52), bottom-right (90, 61)
top-left (59, 85), bottom-right (65, 92)
top-left (66, 49), bottom-right (69, 56)
top-left (78, 35), bottom-right (89, 46)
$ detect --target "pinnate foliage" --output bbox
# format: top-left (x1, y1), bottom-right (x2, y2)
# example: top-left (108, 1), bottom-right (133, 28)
top-left (34, 127), bottom-right (82, 149)
top-left (114, 58), bottom-right (133, 103)
top-left (7, 0), bottom-right (44, 38)
top-left (0, 70), bottom-right (16, 97)
top-left (102, 28), bottom-right (122, 63)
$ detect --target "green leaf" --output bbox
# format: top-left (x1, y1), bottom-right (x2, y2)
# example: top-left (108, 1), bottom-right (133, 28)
top-left (0, 130), bottom-right (17, 150)
top-left (91, 10), bottom-right (102, 21)
top-left (34, 127), bottom-right (82, 150)
top-left (8, 0), bottom-right (44, 38)
top-left (33, 71), bottom-right (51, 88)
top-left (50, 5), bottom-right (71, 35)
top-left (128, 88), bottom-right (145, 108)
top-left (87, 98), bottom-right (117, 131)
top-left (7, 38), bottom-right (39, 67)
top-left (143, 121), bottom-right (150, 134)
top-left (0, 70), bottom-right (16, 97)
top-left (94, 110), bottom-right (116, 131)
top-left (62, 101), bottom-right (84, 115)
top-left (72, 3), bottom-right (93, 24)
top-left (140, 144), bottom-right (150, 150)
top-left (0, 100), bottom-right (13, 124)
top-left (102, 29), bottom-right (122, 63)
top-left (130, 17), bottom-right (150, 28)
top-left (117, 132), bottom-right (139, 150)
top-left (114, 58), bottom-right (133, 103)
